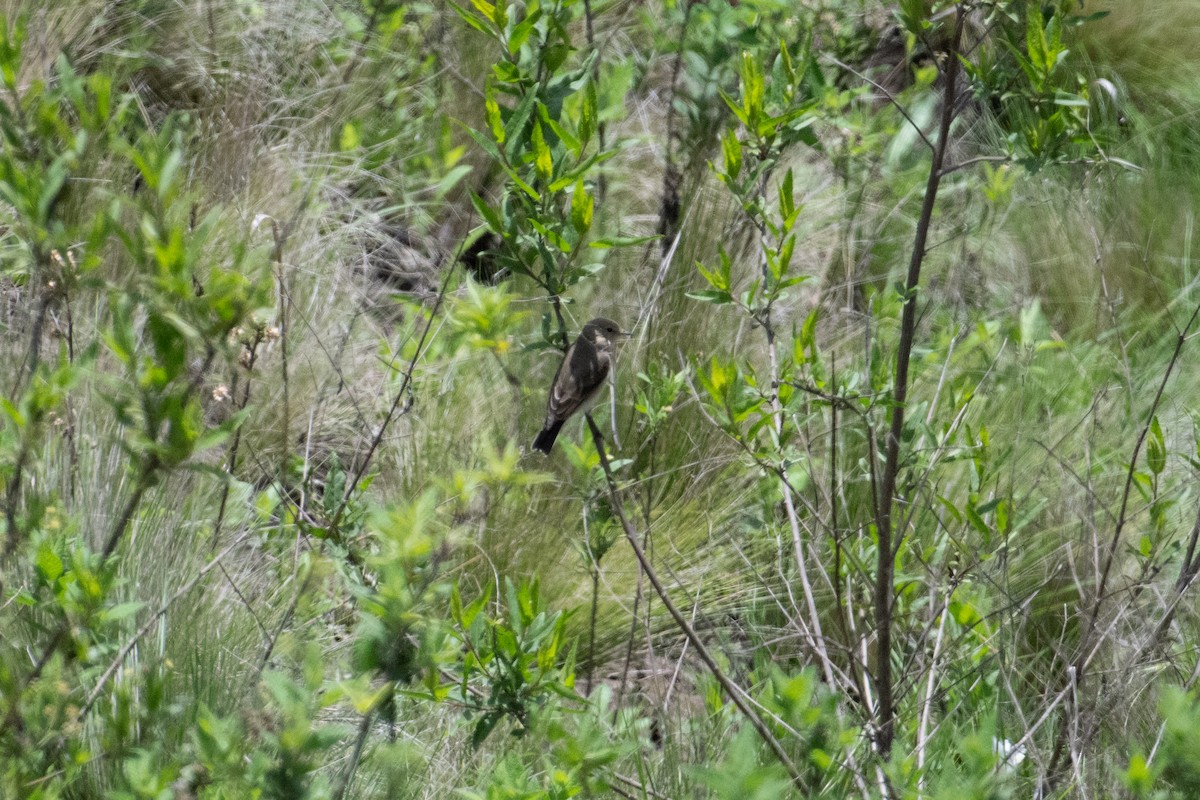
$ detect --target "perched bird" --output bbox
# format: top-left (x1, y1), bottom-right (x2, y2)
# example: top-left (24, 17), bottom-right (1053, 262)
top-left (533, 317), bottom-right (627, 454)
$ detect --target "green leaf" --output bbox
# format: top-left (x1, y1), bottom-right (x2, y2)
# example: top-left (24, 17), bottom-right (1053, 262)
top-left (739, 51), bottom-right (765, 129)
top-left (965, 503), bottom-right (990, 536)
top-left (697, 260), bottom-right (728, 292)
top-left (589, 234), bottom-right (658, 249)
top-left (506, 170), bottom-right (540, 201)
top-left (0, 396), bottom-right (24, 427)
top-left (543, 43), bottom-right (571, 73)
top-left (491, 60), bottom-right (520, 83)
top-left (937, 495), bottom-right (964, 524)
top-left (158, 148), bottom-right (183, 199)
top-left (463, 124), bottom-right (506, 166)
top-left (35, 542), bottom-right (63, 584)
top-left (503, 90), bottom-right (538, 162)
top-left (722, 128), bottom-right (742, 181)
top-left (547, 146), bottom-right (619, 190)
top-left (687, 290), bottom-right (733, 305)
top-left (775, 236), bottom-right (795, 283)
top-left (508, 11), bottom-right (538, 54)
top-left (485, 92), bottom-right (505, 144)
top-left (578, 81), bottom-right (597, 146)
top-left (779, 168), bottom-right (795, 228)
top-left (538, 102), bottom-right (580, 157)
top-left (532, 120), bottom-right (553, 181)
top-left (719, 88), bottom-right (748, 127)
top-left (472, 712), bottom-right (501, 748)
top-left (1052, 91), bottom-right (1089, 108)
top-left (468, 0), bottom-right (498, 26)
top-left (37, 159), bottom-right (68, 223)
top-left (469, 191), bottom-right (503, 233)
top-left (1147, 416), bottom-right (1166, 475)
top-left (570, 179), bottom-right (592, 233)
top-left (529, 218), bottom-right (570, 252)
top-left (101, 601), bottom-right (146, 623)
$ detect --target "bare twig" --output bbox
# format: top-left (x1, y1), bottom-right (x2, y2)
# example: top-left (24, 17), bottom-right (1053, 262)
top-left (874, 6), bottom-right (966, 758)
top-left (825, 55), bottom-right (935, 153)
top-left (1047, 293), bottom-right (1200, 784)
top-left (612, 771), bottom-right (674, 800)
top-left (915, 584), bottom-right (953, 795)
top-left (938, 154), bottom-right (1013, 176)
top-left (330, 243), bottom-right (465, 532)
top-left (78, 535), bottom-right (249, 719)
top-left (582, 414), bottom-right (808, 792)
top-left (330, 701), bottom-right (381, 800)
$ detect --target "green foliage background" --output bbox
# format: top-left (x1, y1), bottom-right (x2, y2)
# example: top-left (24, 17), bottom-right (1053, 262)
top-left (4, 0), bottom-right (1200, 798)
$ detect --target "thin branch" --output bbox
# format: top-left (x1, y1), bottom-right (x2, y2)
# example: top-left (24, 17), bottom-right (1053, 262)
top-left (938, 154), bottom-right (1012, 176)
top-left (1048, 295), bottom-right (1200, 785)
top-left (874, 6), bottom-right (966, 759)
top-left (78, 535), bottom-right (249, 719)
top-left (915, 585), bottom-right (953, 796)
top-left (330, 702), bottom-right (380, 800)
top-left (825, 55), bottom-right (935, 153)
top-left (1085, 296), bottom-right (1200, 653)
top-left (582, 414), bottom-right (808, 792)
top-left (330, 243), bottom-right (465, 532)
top-left (612, 771), bottom-right (674, 800)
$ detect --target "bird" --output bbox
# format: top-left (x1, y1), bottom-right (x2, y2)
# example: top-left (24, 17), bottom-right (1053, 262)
top-left (532, 317), bottom-right (627, 454)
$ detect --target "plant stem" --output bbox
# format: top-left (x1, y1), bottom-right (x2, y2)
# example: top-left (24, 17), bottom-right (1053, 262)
top-left (585, 563), bottom-right (599, 695)
top-left (874, 6), bottom-right (965, 759)
top-left (78, 535), bottom-right (248, 720)
top-left (583, 415), bottom-right (807, 792)
top-left (331, 702), bottom-right (380, 800)
top-left (1047, 293), bottom-right (1200, 784)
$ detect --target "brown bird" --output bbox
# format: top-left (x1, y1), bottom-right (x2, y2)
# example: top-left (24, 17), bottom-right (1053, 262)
top-left (532, 318), bottom-right (627, 454)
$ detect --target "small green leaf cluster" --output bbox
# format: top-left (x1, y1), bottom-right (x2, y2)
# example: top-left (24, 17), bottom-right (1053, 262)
top-left (965, 2), bottom-right (1118, 165)
top-left (333, 3), bottom-right (473, 216)
top-left (651, 0), bottom-right (810, 166)
top-left (633, 363), bottom-right (688, 436)
top-left (345, 454), bottom-right (578, 755)
top-left (107, 121), bottom-right (269, 474)
top-left (446, 278), bottom-right (528, 355)
top-left (694, 668), bottom-right (855, 799)
top-left (449, 579), bottom-right (577, 748)
top-left (455, 0), bottom-right (633, 342)
top-left (1131, 686), bottom-right (1200, 799)
top-left (0, 15), bottom-right (270, 795)
top-left (693, 39), bottom-right (822, 329)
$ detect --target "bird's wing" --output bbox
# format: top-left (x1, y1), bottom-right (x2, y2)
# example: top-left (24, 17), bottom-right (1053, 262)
top-left (546, 338), bottom-right (608, 423)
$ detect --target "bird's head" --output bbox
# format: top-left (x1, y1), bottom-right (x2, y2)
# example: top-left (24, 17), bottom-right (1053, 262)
top-left (582, 317), bottom-right (629, 348)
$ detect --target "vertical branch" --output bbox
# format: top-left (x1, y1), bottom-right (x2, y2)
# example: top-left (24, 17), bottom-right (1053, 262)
top-left (330, 701), bottom-right (382, 800)
top-left (874, 6), bottom-right (965, 758)
top-left (342, 1), bottom-right (385, 84)
top-left (3, 441), bottom-right (32, 556)
top-left (585, 559), bottom-right (600, 695)
top-left (329, 238), bottom-right (463, 531)
top-left (273, 220), bottom-right (291, 485)
top-left (582, 0), bottom-right (607, 206)
top-left (915, 586), bottom-right (952, 795)
top-left (613, 543), bottom-right (645, 715)
top-left (655, 0), bottom-right (695, 253)
top-left (772, 330), bottom-right (837, 689)
top-left (1047, 293), bottom-right (1200, 784)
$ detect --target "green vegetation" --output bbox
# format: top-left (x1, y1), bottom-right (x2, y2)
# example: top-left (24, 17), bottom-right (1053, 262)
top-left (4, 1), bottom-right (1200, 797)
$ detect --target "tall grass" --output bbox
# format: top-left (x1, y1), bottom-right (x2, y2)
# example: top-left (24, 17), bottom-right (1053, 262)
top-left (5, 1), bottom-right (1200, 797)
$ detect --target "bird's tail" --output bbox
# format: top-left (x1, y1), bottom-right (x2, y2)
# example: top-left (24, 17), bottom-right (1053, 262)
top-left (532, 420), bottom-right (564, 454)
